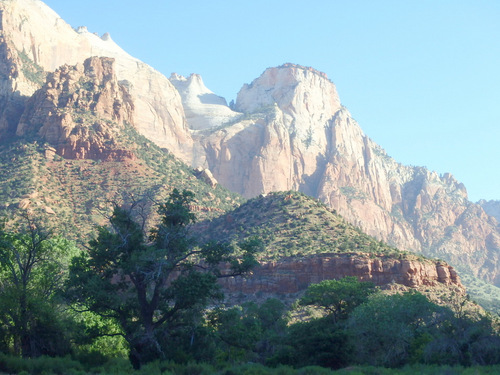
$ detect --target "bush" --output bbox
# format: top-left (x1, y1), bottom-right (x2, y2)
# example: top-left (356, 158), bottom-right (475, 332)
top-left (0, 353), bottom-right (84, 375)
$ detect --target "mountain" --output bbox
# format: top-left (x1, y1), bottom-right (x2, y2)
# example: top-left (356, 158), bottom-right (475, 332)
top-left (0, 0), bottom-right (498, 296)
top-left (0, 54), bottom-right (465, 306)
top-left (196, 64), bottom-right (500, 286)
top-left (0, 0), bottom-right (193, 161)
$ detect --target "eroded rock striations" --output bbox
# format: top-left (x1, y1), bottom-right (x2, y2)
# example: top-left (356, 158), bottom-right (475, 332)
top-left (220, 253), bottom-right (464, 295)
top-left (17, 56), bottom-right (135, 160)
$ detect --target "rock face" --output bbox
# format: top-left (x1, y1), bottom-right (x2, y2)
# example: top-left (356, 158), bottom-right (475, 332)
top-left (197, 64), bottom-right (341, 196)
top-left (17, 56), bottom-right (135, 160)
top-left (170, 73), bottom-right (240, 130)
top-left (198, 64), bottom-right (500, 286)
top-left (220, 253), bottom-right (464, 295)
top-left (0, 0), bottom-right (193, 162)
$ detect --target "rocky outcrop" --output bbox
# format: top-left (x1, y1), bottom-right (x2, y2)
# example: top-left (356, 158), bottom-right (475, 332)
top-left (0, 0), bottom-right (193, 162)
top-left (219, 253), bottom-right (464, 295)
top-left (17, 56), bottom-right (135, 160)
top-left (194, 166), bottom-right (218, 188)
top-left (197, 64), bottom-right (341, 197)
top-left (170, 73), bottom-right (241, 130)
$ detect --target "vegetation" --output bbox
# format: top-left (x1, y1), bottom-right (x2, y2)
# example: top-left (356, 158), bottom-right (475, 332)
top-left (0, 190), bottom-right (498, 373)
top-left (17, 49), bottom-right (46, 87)
top-left (459, 271), bottom-right (500, 315)
top-left (65, 189), bottom-right (260, 369)
top-left (0, 129), bottom-right (242, 246)
top-left (299, 277), bottom-right (376, 323)
top-left (198, 191), bottom-right (417, 260)
top-left (0, 126), bottom-right (499, 373)
top-left (0, 212), bottom-right (78, 358)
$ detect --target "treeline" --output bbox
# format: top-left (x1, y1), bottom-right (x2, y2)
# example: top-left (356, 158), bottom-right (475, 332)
top-left (0, 190), bottom-right (499, 374)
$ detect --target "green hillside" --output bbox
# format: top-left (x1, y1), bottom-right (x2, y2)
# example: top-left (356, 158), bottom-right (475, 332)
top-left (0, 129), bottom-right (242, 244)
top-left (197, 190), bottom-right (409, 260)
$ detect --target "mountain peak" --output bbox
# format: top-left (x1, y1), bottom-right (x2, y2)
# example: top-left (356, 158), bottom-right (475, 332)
top-left (169, 72), bottom-right (240, 130)
top-left (234, 63), bottom-right (341, 116)
top-left (278, 62), bottom-right (330, 79)
top-left (0, 0), bottom-right (194, 162)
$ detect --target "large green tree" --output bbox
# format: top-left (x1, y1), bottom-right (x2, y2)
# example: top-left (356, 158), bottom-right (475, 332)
top-left (347, 291), bottom-right (445, 367)
top-left (208, 298), bottom-right (288, 364)
top-left (66, 189), bottom-right (261, 368)
top-left (299, 276), bottom-right (376, 323)
top-left (0, 213), bottom-right (77, 357)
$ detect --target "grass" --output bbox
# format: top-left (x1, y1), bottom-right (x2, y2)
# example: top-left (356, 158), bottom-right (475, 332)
top-left (0, 353), bottom-right (499, 375)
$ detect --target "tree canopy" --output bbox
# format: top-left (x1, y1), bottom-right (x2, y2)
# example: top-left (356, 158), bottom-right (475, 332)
top-left (65, 189), bottom-right (261, 368)
top-left (299, 276), bottom-right (375, 322)
top-left (0, 213), bottom-right (78, 357)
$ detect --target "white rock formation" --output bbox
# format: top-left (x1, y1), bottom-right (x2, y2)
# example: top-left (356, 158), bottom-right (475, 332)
top-left (170, 73), bottom-right (241, 130)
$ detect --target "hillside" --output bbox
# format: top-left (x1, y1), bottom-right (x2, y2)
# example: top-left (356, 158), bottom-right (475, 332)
top-left (196, 191), bottom-right (500, 313)
top-left (0, 129), bottom-right (242, 245)
top-left (197, 191), bottom-right (402, 259)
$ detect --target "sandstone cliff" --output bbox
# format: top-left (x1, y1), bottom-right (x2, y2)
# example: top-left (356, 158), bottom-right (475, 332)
top-left (220, 253), bottom-right (464, 296)
top-left (17, 56), bottom-right (135, 160)
top-left (0, 0), bottom-right (193, 161)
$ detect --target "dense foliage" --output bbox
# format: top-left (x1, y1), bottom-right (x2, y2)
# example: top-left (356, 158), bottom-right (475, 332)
top-left (0, 190), bottom-right (499, 374)
top-left (0, 213), bottom-right (78, 358)
top-left (65, 189), bottom-right (260, 368)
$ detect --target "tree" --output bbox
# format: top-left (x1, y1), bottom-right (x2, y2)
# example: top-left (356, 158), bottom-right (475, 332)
top-left (348, 291), bottom-right (445, 367)
top-left (275, 316), bottom-right (353, 369)
top-left (208, 298), bottom-right (288, 364)
top-left (65, 189), bottom-right (261, 368)
top-left (423, 304), bottom-right (500, 366)
top-left (0, 213), bottom-right (78, 357)
top-left (299, 276), bottom-right (376, 322)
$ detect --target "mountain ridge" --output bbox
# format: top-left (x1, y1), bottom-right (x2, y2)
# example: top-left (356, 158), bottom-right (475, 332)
top-left (0, 0), bottom-right (498, 292)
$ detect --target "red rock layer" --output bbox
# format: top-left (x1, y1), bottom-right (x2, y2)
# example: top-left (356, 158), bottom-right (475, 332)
top-left (219, 253), bottom-right (463, 295)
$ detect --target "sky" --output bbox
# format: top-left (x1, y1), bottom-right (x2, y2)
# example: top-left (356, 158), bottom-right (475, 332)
top-left (42, 0), bottom-right (500, 202)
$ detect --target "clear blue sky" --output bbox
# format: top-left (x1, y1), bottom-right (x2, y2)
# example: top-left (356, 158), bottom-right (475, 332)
top-left (42, 0), bottom-right (500, 202)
